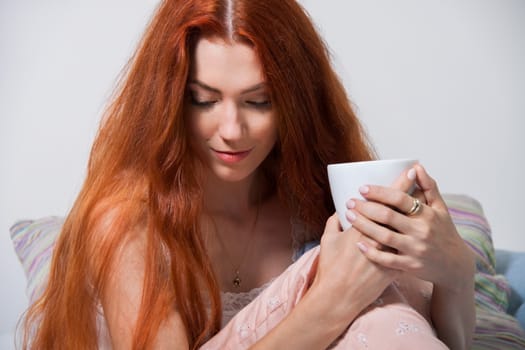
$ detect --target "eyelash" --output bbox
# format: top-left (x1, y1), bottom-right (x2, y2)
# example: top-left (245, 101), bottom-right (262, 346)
top-left (190, 97), bottom-right (217, 108)
top-left (245, 100), bottom-right (272, 109)
top-left (189, 95), bottom-right (271, 110)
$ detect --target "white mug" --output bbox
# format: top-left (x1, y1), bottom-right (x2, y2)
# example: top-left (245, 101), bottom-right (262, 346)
top-left (327, 159), bottom-right (417, 230)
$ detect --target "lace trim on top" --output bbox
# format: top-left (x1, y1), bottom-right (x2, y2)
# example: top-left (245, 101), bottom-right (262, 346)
top-left (220, 280), bottom-right (272, 327)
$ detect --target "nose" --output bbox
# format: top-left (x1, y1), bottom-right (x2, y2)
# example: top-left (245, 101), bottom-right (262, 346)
top-left (218, 100), bottom-right (243, 141)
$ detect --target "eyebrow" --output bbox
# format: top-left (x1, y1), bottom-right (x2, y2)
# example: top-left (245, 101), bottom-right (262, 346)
top-left (188, 80), bottom-right (267, 94)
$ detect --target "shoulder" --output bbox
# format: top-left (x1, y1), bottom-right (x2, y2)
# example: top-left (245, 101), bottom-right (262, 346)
top-left (89, 196), bottom-right (148, 240)
top-left (85, 198), bottom-right (149, 279)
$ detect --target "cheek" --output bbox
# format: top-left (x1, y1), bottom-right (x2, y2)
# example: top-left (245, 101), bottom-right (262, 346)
top-left (258, 115), bottom-right (278, 146)
top-left (190, 113), bottom-right (214, 140)
top-left (263, 128), bottom-right (278, 150)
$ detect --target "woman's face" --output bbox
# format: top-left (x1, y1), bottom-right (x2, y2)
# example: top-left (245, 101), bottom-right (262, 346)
top-left (188, 37), bottom-right (277, 183)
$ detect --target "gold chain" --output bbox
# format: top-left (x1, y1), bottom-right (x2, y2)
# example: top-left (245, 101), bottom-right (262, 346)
top-left (207, 204), bottom-right (260, 288)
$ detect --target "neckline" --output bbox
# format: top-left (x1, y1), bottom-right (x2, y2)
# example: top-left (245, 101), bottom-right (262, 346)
top-left (220, 279), bottom-right (273, 297)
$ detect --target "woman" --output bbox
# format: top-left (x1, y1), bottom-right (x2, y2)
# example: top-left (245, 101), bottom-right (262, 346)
top-left (22, 0), bottom-right (476, 349)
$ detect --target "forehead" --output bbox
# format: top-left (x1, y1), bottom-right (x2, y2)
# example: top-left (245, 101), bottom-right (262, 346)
top-left (190, 37), bottom-right (266, 91)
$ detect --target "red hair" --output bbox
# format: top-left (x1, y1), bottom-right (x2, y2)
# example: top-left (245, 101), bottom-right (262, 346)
top-left (22, 0), bottom-right (374, 348)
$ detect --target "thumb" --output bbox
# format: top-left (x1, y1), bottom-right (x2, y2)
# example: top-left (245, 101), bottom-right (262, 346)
top-left (325, 213), bottom-right (343, 233)
top-left (414, 164), bottom-right (447, 211)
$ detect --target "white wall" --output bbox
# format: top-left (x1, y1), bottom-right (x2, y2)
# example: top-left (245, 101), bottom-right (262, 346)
top-left (1, 0), bottom-right (524, 339)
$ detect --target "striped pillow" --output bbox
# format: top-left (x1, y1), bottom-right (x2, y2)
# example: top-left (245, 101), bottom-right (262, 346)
top-left (445, 194), bottom-right (496, 275)
top-left (444, 194), bottom-right (525, 349)
top-left (9, 216), bottom-right (63, 304)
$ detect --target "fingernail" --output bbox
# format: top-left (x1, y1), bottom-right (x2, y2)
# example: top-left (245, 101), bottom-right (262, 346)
top-left (356, 242), bottom-right (368, 253)
top-left (359, 185), bottom-right (369, 194)
top-left (346, 199), bottom-right (356, 209)
top-left (346, 210), bottom-right (356, 222)
top-left (407, 168), bottom-right (416, 181)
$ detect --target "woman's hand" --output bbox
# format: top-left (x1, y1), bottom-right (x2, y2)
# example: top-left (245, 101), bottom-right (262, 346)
top-left (346, 163), bottom-right (477, 349)
top-left (345, 163), bottom-right (475, 293)
top-left (310, 213), bottom-right (400, 324)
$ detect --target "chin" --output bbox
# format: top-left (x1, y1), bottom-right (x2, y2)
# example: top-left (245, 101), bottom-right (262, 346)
top-left (211, 165), bottom-right (257, 183)
top-left (214, 171), bottom-right (252, 183)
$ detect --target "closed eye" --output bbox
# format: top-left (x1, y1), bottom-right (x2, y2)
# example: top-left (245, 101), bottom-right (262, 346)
top-left (245, 100), bottom-right (272, 109)
top-left (189, 93), bottom-right (218, 108)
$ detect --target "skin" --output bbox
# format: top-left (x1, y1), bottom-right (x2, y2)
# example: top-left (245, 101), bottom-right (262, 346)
top-left (101, 37), bottom-right (475, 349)
top-left (101, 219), bottom-right (189, 349)
top-left (188, 37), bottom-right (277, 185)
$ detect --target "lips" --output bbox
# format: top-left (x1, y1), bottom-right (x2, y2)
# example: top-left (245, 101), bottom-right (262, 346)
top-left (212, 148), bottom-right (252, 163)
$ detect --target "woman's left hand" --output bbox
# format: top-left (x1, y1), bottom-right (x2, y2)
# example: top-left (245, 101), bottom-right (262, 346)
top-left (346, 163), bottom-right (475, 292)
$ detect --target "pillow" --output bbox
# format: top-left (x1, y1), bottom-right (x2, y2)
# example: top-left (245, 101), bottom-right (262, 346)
top-left (443, 194), bottom-right (525, 349)
top-left (10, 216), bottom-right (64, 304)
top-left (444, 194), bottom-right (496, 274)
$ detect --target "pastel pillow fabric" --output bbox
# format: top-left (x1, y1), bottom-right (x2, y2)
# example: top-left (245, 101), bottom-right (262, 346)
top-left (10, 216), bottom-right (64, 305)
top-left (444, 194), bottom-right (525, 349)
top-left (9, 195), bottom-right (525, 348)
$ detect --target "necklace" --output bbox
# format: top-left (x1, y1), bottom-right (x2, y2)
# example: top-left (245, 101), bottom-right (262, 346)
top-left (208, 204), bottom-right (260, 288)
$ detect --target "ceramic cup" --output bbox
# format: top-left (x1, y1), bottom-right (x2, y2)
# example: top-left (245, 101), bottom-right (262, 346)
top-left (327, 159), bottom-right (417, 230)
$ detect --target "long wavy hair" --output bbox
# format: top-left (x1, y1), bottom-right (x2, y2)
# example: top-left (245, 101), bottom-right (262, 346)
top-left (22, 0), bottom-right (375, 348)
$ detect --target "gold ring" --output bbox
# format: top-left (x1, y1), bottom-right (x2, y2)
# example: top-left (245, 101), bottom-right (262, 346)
top-left (406, 198), bottom-right (422, 216)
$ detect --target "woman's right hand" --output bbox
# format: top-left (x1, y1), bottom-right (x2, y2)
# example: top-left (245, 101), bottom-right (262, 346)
top-left (310, 213), bottom-right (399, 324)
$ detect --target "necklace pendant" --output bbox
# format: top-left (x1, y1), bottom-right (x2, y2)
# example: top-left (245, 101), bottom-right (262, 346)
top-left (233, 272), bottom-right (241, 288)
top-left (233, 276), bottom-right (241, 287)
